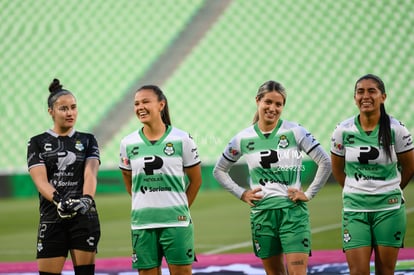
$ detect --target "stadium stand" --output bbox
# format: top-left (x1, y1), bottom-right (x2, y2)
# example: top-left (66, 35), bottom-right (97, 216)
top-left (0, 0), bottom-right (204, 172)
top-left (1, 0), bottom-right (413, 192)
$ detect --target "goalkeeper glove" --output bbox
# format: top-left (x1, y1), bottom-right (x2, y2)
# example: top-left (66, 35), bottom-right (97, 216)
top-left (52, 191), bottom-right (77, 219)
top-left (65, 194), bottom-right (94, 215)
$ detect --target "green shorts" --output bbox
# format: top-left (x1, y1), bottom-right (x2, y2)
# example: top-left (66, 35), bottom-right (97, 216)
top-left (250, 202), bottom-right (311, 258)
top-left (342, 204), bottom-right (406, 250)
top-left (131, 223), bottom-right (195, 270)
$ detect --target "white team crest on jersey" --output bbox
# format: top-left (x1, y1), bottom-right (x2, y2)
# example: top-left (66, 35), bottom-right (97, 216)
top-left (132, 252), bottom-right (138, 263)
top-left (343, 229), bottom-right (351, 243)
top-left (75, 140), bottom-right (84, 151)
top-left (278, 135), bottom-right (289, 148)
top-left (254, 240), bottom-right (261, 252)
top-left (164, 143), bottom-right (175, 156)
top-left (37, 241), bottom-right (43, 252)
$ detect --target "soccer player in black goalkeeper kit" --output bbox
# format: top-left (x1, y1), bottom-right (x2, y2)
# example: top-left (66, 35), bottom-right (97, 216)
top-left (27, 79), bottom-right (101, 275)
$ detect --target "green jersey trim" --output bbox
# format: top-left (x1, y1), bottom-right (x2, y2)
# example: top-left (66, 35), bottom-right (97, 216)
top-left (253, 195), bottom-right (305, 210)
top-left (139, 125), bottom-right (172, 146)
top-left (253, 120), bottom-right (283, 140)
top-left (354, 116), bottom-right (379, 138)
top-left (131, 204), bottom-right (190, 229)
top-left (343, 189), bottom-right (402, 212)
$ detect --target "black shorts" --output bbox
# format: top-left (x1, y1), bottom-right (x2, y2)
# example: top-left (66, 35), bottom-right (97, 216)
top-left (36, 211), bottom-right (101, 258)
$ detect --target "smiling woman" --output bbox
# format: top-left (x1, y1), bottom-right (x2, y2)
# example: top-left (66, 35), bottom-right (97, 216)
top-left (119, 84), bottom-right (202, 275)
top-left (213, 80), bottom-right (332, 275)
top-left (330, 74), bottom-right (414, 274)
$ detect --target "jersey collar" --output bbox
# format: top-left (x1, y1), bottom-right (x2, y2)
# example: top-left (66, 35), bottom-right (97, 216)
top-left (47, 128), bottom-right (76, 138)
top-left (139, 125), bottom-right (172, 146)
top-left (253, 119), bottom-right (283, 139)
top-left (354, 115), bottom-right (379, 137)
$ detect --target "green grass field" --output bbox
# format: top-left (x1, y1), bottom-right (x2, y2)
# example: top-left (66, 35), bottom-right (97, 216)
top-left (1, 183), bottom-right (413, 262)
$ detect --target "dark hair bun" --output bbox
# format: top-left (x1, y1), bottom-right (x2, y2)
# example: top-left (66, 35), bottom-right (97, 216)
top-left (49, 78), bottom-right (63, 94)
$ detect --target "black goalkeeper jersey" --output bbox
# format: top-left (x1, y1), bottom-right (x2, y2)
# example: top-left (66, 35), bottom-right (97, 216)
top-left (27, 129), bottom-right (100, 221)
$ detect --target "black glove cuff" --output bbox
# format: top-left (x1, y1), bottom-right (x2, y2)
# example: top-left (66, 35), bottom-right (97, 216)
top-left (52, 191), bottom-right (61, 206)
top-left (83, 194), bottom-right (94, 200)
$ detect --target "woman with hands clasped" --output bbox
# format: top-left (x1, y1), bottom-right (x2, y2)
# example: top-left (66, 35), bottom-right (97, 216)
top-left (27, 79), bottom-right (101, 275)
top-left (330, 74), bottom-right (414, 274)
top-left (119, 85), bottom-right (202, 275)
top-left (213, 80), bottom-right (331, 275)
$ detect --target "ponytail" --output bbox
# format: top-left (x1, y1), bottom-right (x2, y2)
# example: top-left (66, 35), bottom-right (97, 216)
top-left (379, 104), bottom-right (392, 160)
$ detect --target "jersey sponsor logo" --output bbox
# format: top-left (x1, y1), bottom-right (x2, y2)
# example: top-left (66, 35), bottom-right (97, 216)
top-left (140, 186), bottom-right (148, 194)
top-left (56, 151), bottom-right (76, 170)
top-left (143, 156), bottom-right (163, 175)
top-left (140, 155), bottom-right (171, 194)
top-left (54, 180), bottom-right (79, 187)
top-left (354, 173), bottom-right (385, 181)
top-left (143, 175), bottom-right (163, 183)
top-left (357, 146), bottom-right (379, 164)
top-left (402, 134), bottom-right (413, 147)
top-left (305, 132), bottom-right (316, 143)
top-left (331, 137), bottom-right (343, 151)
top-left (53, 171), bottom-right (74, 177)
top-left (178, 215), bottom-right (187, 221)
top-left (164, 142), bottom-right (175, 156)
top-left (192, 147), bottom-right (199, 160)
top-left (121, 157), bottom-right (130, 166)
top-left (140, 185), bottom-right (172, 194)
top-left (388, 197), bottom-right (399, 204)
top-left (259, 178), bottom-right (289, 186)
top-left (259, 150), bottom-right (278, 168)
top-left (228, 147), bottom-right (239, 156)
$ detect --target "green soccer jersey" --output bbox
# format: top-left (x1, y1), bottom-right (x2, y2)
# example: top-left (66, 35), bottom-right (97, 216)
top-left (222, 120), bottom-right (321, 210)
top-left (119, 125), bottom-right (200, 229)
top-left (331, 116), bottom-right (413, 212)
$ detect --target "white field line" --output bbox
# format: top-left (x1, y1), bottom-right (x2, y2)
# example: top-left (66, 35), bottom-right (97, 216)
top-left (204, 206), bottom-right (414, 255)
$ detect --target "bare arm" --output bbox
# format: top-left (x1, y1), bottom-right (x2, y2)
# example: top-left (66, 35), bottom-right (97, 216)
top-left (29, 165), bottom-right (56, 202)
top-left (331, 153), bottom-right (345, 188)
top-left (184, 163), bottom-right (202, 207)
top-left (83, 158), bottom-right (100, 198)
top-left (397, 149), bottom-right (414, 190)
top-left (121, 169), bottom-right (133, 196)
